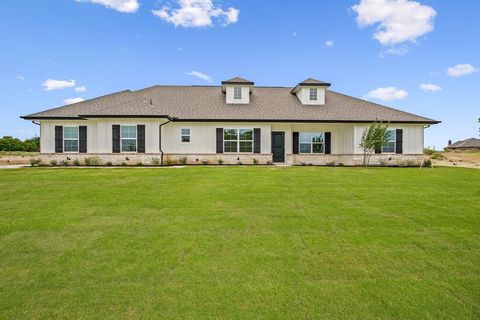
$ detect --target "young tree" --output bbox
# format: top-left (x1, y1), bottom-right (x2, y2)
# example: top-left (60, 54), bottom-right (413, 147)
top-left (359, 121), bottom-right (390, 166)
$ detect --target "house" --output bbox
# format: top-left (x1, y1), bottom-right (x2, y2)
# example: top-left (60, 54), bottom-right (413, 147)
top-left (445, 138), bottom-right (480, 151)
top-left (21, 77), bottom-right (440, 165)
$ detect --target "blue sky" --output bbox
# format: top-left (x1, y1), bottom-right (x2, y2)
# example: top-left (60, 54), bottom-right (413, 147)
top-left (1, 0), bottom-right (479, 149)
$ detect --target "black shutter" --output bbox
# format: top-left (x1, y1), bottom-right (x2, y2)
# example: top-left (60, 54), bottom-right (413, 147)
top-left (253, 128), bottom-right (261, 153)
top-left (375, 144), bottom-right (382, 154)
top-left (216, 128), bottom-right (223, 153)
top-left (55, 126), bottom-right (63, 153)
top-left (137, 125), bottom-right (145, 153)
top-left (112, 125), bottom-right (120, 153)
top-left (396, 129), bottom-right (403, 154)
top-left (293, 132), bottom-right (299, 154)
top-left (79, 126), bottom-right (87, 153)
top-left (324, 132), bottom-right (331, 154)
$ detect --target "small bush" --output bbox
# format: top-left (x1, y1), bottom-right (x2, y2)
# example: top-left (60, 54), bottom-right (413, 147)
top-left (50, 160), bottom-right (58, 166)
top-left (378, 158), bottom-right (389, 167)
top-left (423, 159), bottom-right (432, 167)
top-left (179, 157), bottom-right (188, 165)
top-left (60, 160), bottom-right (69, 166)
top-left (266, 161), bottom-right (273, 165)
top-left (217, 158), bottom-right (224, 165)
top-left (73, 159), bottom-right (81, 166)
top-left (151, 157), bottom-right (161, 166)
top-left (136, 162), bottom-right (143, 166)
top-left (84, 157), bottom-right (101, 166)
top-left (238, 161), bottom-right (243, 165)
top-left (121, 162), bottom-right (127, 166)
top-left (106, 161), bottom-right (113, 166)
top-left (201, 160), bottom-right (209, 165)
top-left (29, 158), bottom-right (41, 167)
top-left (253, 158), bottom-right (259, 165)
top-left (164, 157), bottom-right (176, 166)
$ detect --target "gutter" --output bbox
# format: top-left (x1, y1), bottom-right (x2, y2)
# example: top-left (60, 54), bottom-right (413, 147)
top-left (159, 117), bottom-right (174, 165)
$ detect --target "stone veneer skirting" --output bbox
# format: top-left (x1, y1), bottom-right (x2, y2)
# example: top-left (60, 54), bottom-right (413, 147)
top-left (39, 153), bottom-right (427, 166)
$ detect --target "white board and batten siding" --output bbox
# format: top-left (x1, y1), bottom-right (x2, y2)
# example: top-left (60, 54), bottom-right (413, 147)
top-left (39, 119), bottom-right (425, 155)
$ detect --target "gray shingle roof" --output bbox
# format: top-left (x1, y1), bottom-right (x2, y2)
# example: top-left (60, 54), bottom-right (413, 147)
top-left (221, 77), bottom-right (254, 85)
top-left (22, 84), bottom-right (439, 124)
top-left (298, 78), bottom-right (331, 86)
top-left (446, 138), bottom-right (480, 149)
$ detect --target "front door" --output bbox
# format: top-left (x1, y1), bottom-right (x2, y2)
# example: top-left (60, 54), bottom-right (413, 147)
top-left (271, 132), bottom-right (285, 163)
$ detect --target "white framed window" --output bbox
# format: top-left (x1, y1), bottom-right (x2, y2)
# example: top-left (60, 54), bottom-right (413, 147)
top-left (181, 128), bottom-right (191, 143)
top-left (224, 128), bottom-right (253, 153)
top-left (382, 129), bottom-right (396, 153)
top-left (234, 87), bottom-right (242, 100)
top-left (299, 132), bottom-right (324, 154)
top-left (121, 125), bottom-right (137, 152)
top-left (64, 126), bottom-right (79, 152)
top-left (309, 88), bottom-right (318, 101)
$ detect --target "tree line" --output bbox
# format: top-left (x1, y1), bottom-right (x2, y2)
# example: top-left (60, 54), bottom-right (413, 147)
top-left (0, 136), bottom-right (40, 152)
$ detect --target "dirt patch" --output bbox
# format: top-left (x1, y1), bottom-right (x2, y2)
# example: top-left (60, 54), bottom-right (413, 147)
top-left (0, 153), bottom-right (39, 165)
top-left (432, 151), bottom-right (480, 169)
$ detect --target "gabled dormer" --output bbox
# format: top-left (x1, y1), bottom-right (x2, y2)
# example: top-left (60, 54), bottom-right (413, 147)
top-left (291, 78), bottom-right (331, 105)
top-left (221, 77), bottom-right (254, 104)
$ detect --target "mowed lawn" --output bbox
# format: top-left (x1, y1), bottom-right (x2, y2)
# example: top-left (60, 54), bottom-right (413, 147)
top-left (1, 167), bottom-right (479, 319)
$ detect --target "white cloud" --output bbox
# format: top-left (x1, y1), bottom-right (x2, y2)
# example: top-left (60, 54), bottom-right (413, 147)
top-left (16, 75), bottom-right (26, 80)
top-left (42, 79), bottom-right (76, 91)
top-left (351, 0), bottom-right (436, 46)
top-left (293, 32), bottom-right (297, 37)
top-left (187, 71), bottom-right (212, 82)
top-left (63, 97), bottom-right (85, 105)
top-left (366, 87), bottom-right (408, 101)
top-left (75, 0), bottom-right (140, 13)
top-left (152, 0), bottom-right (239, 28)
top-left (419, 83), bottom-right (441, 92)
top-left (325, 40), bottom-right (334, 47)
top-left (74, 86), bottom-right (87, 93)
top-left (446, 63), bottom-right (479, 77)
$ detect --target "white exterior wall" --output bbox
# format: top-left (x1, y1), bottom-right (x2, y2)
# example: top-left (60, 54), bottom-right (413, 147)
top-left (225, 86), bottom-right (250, 104)
top-left (295, 87), bottom-right (326, 105)
top-left (353, 124), bottom-right (424, 154)
top-left (39, 119), bottom-right (426, 164)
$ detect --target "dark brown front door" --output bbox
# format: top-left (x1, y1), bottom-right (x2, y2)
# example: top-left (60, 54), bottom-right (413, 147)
top-left (271, 132), bottom-right (285, 163)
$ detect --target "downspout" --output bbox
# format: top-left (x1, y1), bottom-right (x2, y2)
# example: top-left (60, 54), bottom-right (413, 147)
top-left (159, 117), bottom-right (172, 165)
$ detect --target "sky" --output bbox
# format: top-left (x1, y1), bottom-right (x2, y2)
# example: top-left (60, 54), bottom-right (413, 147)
top-left (0, 0), bottom-right (479, 149)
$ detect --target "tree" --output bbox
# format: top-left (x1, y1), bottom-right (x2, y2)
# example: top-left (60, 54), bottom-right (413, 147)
top-left (0, 136), bottom-right (40, 152)
top-left (359, 121), bottom-right (390, 166)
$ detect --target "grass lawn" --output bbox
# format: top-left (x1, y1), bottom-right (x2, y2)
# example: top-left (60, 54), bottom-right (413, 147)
top-left (1, 167), bottom-right (479, 319)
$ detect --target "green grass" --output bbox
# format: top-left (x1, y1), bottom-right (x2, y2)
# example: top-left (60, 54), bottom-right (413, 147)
top-left (1, 167), bottom-right (479, 319)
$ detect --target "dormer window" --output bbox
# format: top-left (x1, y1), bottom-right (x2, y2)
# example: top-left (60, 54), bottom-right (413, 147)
top-left (234, 87), bottom-right (242, 100)
top-left (309, 88), bottom-right (318, 101)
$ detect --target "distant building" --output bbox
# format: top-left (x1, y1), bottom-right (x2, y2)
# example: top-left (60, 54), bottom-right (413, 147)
top-left (445, 138), bottom-right (480, 151)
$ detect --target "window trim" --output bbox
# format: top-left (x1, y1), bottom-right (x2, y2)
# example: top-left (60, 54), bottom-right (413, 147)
top-left (120, 125), bottom-right (137, 153)
top-left (223, 128), bottom-right (254, 153)
top-left (63, 125), bottom-right (79, 153)
top-left (233, 87), bottom-right (242, 100)
top-left (382, 129), bottom-right (396, 154)
top-left (181, 128), bottom-right (191, 143)
top-left (309, 88), bottom-right (318, 101)
top-left (298, 132), bottom-right (325, 154)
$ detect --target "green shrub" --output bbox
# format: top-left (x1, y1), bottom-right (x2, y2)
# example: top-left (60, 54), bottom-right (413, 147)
top-left (60, 160), bottom-right (69, 166)
top-left (266, 161), bottom-right (273, 165)
top-left (50, 160), bottom-right (58, 166)
top-left (73, 159), bottom-right (81, 166)
top-left (136, 162), bottom-right (143, 166)
top-left (238, 161), bottom-right (243, 165)
top-left (253, 158), bottom-right (259, 165)
top-left (106, 161), bottom-right (113, 166)
top-left (84, 157), bottom-right (101, 166)
top-left (179, 157), bottom-right (188, 165)
top-left (423, 159), bottom-right (432, 167)
top-left (201, 160), bottom-right (209, 165)
top-left (217, 158), bottom-right (224, 165)
top-left (29, 158), bottom-right (41, 167)
top-left (151, 157), bottom-right (161, 166)
top-left (164, 157), bottom-right (175, 166)
top-left (121, 162), bottom-right (127, 166)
